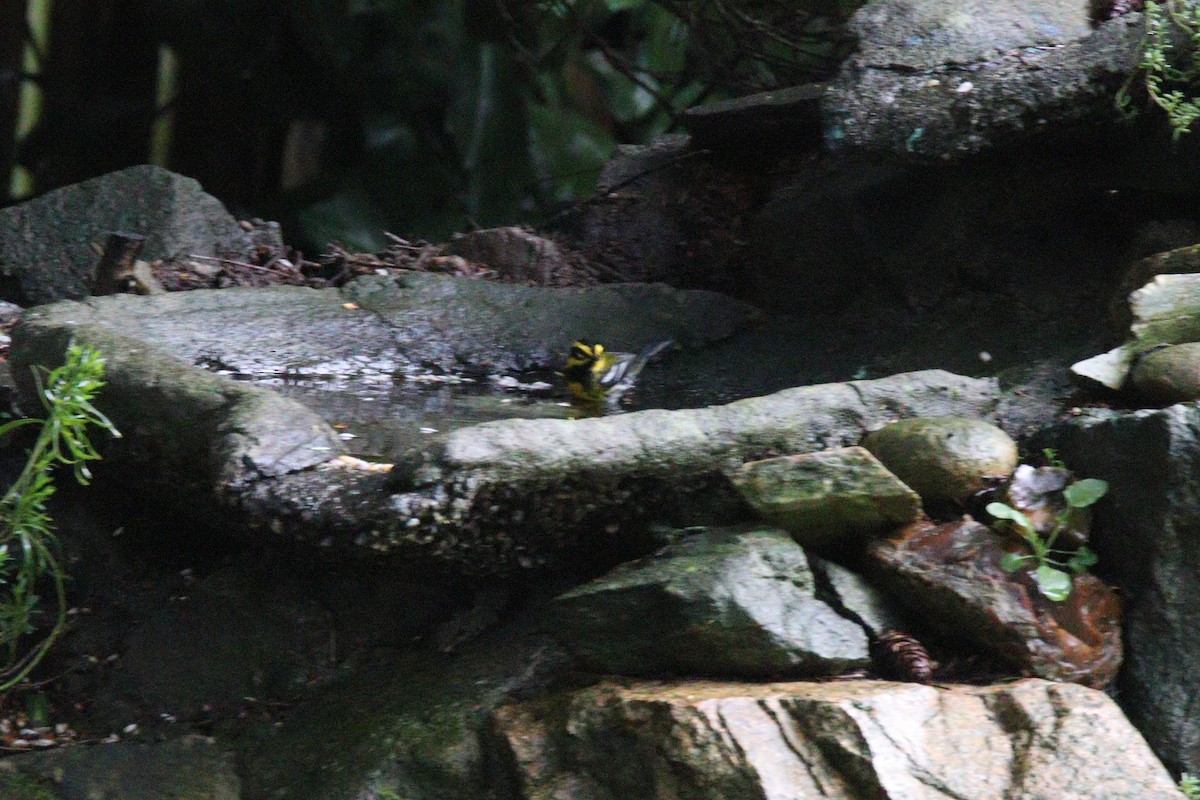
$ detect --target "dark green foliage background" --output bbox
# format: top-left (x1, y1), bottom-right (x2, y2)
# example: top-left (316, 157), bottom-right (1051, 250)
top-left (15, 0), bottom-right (862, 248)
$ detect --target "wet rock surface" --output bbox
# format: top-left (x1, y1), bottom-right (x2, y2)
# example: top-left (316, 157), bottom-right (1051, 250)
top-left (12, 287), bottom-right (1000, 574)
top-left (867, 518), bottom-right (1123, 688)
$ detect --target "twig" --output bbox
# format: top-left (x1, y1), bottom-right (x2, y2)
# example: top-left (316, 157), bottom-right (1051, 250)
top-left (186, 254), bottom-right (286, 274)
top-left (544, 147), bottom-right (711, 227)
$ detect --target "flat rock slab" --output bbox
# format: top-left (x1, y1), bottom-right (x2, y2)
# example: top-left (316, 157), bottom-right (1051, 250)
top-left (12, 275), bottom-right (1001, 574)
top-left (343, 272), bottom-right (757, 373)
top-left (251, 369), bottom-right (997, 574)
top-left (494, 678), bottom-right (1183, 800)
top-left (728, 446), bottom-right (922, 548)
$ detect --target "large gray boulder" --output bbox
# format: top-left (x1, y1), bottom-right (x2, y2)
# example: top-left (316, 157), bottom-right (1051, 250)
top-left (11, 276), bottom-right (1002, 575)
top-left (0, 165), bottom-right (264, 305)
top-left (823, 0), bottom-right (1142, 158)
top-left (549, 526), bottom-right (870, 678)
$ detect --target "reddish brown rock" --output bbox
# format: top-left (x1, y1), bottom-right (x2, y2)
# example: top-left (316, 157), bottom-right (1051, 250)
top-left (867, 518), bottom-right (1122, 687)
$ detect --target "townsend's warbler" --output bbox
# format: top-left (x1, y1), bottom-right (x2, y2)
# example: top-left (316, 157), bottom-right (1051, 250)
top-left (562, 340), bottom-right (673, 409)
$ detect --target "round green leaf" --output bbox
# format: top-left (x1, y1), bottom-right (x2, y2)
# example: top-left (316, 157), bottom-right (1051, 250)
top-left (986, 502), bottom-right (1033, 531)
top-left (999, 551), bottom-right (1028, 573)
top-left (1035, 566), bottom-right (1072, 601)
top-left (1063, 478), bottom-right (1108, 508)
top-left (1067, 546), bottom-right (1099, 573)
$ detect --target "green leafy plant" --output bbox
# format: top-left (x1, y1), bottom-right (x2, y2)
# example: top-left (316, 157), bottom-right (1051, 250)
top-left (1181, 772), bottom-right (1200, 799)
top-left (986, 478), bottom-right (1107, 602)
top-left (1117, 1), bottom-right (1200, 139)
top-left (0, 343), bottom-right (119, 691)
top-left (1041, 447), bottom-right (1066, 469)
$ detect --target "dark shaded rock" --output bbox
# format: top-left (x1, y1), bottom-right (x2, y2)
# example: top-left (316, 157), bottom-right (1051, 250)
top-left (548, 526), bottom-right (869, 678)
top-left (564, 135), bottom-right (761, 292)
top-left (240, 618), bottom-right (570, 800)
top-left (493, 679), bottom-right (1182, 800)
top-left (568, 135), bottom-right (693, 285)
top-left (445, 226), bottom-right (570, 285)
top-left (1039, 405), bottom-right (1200, 774)
top-left (823, 0), bottom-right (1141, 158)
top-left (683, 84), bottom-right (824, 150)
top-left (0, 165), bottom-right (259, 305)
top-left (0, 772), bottom-right (55, 799)
top-left (867, 518), bottom-right (1123, 687)
top-left (728, 446), bottom-right (921, 548)
top-left (2, 735), bottom-right (239, 800)
top-left (862, 417), bottom-right (1018, 504)
top-left (995, 360), bottom-right (1078, 441)
top-left (90, 565), bottom-right (334, 728)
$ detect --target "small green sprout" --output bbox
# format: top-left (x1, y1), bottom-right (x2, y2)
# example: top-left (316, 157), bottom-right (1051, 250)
top-left (986, 478), bottom-right (1108, 602)
top-left (1181, 772), bottom-right (1200, 799)
top-left (1042, 447), bottom-right (1066, 469)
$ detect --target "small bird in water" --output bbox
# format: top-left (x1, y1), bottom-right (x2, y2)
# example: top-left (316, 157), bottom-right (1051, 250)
top-left (561, 340), bottom-right (673, 412)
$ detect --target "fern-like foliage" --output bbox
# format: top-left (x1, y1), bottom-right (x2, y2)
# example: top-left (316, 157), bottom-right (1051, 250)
top-left (0, 343), bottom-right (119, 691)
top-left (1118, 1), bottom-right (1200, 138)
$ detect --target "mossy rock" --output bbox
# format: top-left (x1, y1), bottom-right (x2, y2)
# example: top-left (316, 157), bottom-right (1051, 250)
top-left (0, 771), bottom-right (56, 800)
top-left (862, 417), bottom-right (1017, 504)
top-left (728, 446), bottom-right (922, 548)
top-left (1129, 343), bottom-right (1200, 405)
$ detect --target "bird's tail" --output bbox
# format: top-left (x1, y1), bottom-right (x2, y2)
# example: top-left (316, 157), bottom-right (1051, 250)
top-left (620, 339), bottom-right (675, 386)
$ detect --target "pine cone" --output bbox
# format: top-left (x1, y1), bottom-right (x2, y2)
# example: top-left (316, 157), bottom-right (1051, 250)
top-left (870, 630), bottom-right (935, 684)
